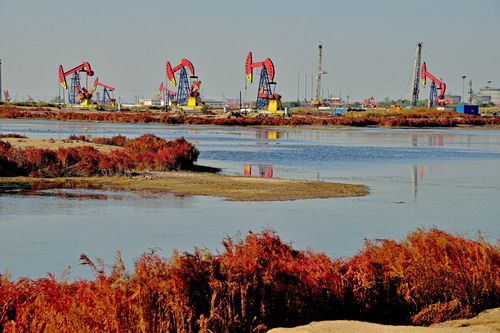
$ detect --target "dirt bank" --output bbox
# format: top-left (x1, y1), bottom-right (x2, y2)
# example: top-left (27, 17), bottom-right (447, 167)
top-left (2, 137), bottom-right (122, 154)
top-left (268, 307), bottom-right (500, 333)
top-left (0, 172), bottom-right (368, 201)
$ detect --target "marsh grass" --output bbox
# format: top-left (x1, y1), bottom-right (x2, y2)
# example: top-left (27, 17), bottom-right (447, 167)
top-left (0, 228), bottom-right (498, 332)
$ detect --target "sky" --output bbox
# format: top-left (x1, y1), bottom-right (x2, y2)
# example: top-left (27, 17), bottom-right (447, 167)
top-left (0, 0), bottom-right (499, 104)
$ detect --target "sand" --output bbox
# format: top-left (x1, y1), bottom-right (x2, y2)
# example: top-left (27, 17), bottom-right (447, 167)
top-left (1, 137), bottom-right (121, 154)
top-left (268, 308), bottom-right (500, 333)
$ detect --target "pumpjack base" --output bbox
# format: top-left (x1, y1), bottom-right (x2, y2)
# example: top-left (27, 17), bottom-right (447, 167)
top-left (175, 105), bottom-right (207, 112)
top-left (258, 109), bottom-right (285, 114)
top-left (257, 99), bottom-right (284, 114)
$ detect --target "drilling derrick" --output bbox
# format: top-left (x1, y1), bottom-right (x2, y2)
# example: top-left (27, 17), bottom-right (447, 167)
top-left (245, 52), bottom-right (283, 113)
top-left (410, 42), bottom-right (423, 107)
top-left (311, 42), bottom-right (327, 108)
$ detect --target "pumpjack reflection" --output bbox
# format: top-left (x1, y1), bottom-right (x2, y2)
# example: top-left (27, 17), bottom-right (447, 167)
top-left (243, 164), bottom-right (273, 178)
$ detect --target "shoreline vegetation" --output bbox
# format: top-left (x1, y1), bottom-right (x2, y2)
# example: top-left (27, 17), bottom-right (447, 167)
top-left (1, 105), bottom-right (500, 128)
top-left (0, 135), bottom-right (368, 201)
top-left (0, 228), bottom-right (498, 332)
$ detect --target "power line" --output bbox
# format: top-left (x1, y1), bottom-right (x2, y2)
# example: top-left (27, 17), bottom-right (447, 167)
top-left (374, 48), bottom-right (415, 98)
top-left (422, 49), bottom-right (461, 87)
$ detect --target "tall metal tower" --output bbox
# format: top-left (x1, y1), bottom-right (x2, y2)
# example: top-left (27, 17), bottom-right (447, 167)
top-left (69, 72), bottom-right (81, 105)
top-left (256, 66), bottom-right (273, 109)
top-left (468, 79), bottom-right (474, 104)
top-left (314, 42), bottom-right (327, 103)
top-left (176, 67), bottom-right (190, 106)
top-left (410, 42), bottom-right (423, 107)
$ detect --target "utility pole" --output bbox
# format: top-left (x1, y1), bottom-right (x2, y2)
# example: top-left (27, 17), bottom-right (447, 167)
top-left (410, 42), bottom-right (423, 107)
top-left (310, 74), bottom-right (313, 101)
top-left (0, 59), bottom-right (2, 102)
top-left (314, 42), bottom-right (327, 103)
top-left (304, 74), bottom-right (307, 101)
top-left (461, 75), bottom-right (466, 104)
top-left (297, 74), bottom-right (300, 101)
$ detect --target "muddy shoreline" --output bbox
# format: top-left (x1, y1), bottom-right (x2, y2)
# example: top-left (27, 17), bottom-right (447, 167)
top-left (0, 173), bottom-right (368, 202)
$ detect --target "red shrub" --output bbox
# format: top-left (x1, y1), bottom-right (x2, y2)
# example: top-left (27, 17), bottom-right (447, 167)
top-left (0, 134), bottom-right (199, 177)
top-left (92, 135), bottom-right (128, 147)
top-left (67, 134), bottom-right (90, 142)
top-left (0, 133), bottom-right (27, 139)
top-left (343, 227), bottom-right (500, 324)
top-left (0, 228), bottom-right (498, 331)
top-left (73, 146), bottom-right (104, 176)
top-left (124, 134), bottom-right (168, 154)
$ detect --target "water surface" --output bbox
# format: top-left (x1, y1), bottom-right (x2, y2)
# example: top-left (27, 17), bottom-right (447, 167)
top-left (1, 119), bottom-right (499, 279)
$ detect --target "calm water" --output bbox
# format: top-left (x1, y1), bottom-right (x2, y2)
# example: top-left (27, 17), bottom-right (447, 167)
top-left (1, 119), bottom-right (500, 279)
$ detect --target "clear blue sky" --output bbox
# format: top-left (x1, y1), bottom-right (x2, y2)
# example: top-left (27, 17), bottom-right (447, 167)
top-left (1, 0), bottom-right (499, 103)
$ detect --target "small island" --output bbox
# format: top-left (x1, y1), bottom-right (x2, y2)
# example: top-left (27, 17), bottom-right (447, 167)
top-left (0, 134), bottom-right (368, 201)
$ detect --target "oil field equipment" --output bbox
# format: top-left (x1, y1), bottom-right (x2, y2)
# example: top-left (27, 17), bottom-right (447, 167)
top-left (165, 58), bottom-right (203, 109)
top-left (58, 62), bottom-right (94, 105)
top-left (3, 90), bottom-right (11, 102)
top-left (362, 96), bottom-right (376, 108)
top-left (310, 42), bottom-right (327, 108)
top-left (157, 82), bottom-right (177, 105)
top-left (410, 42), bottom-right (423, 107)
top-left (245, 52), bottom-right (283, 112)
top-left (421, 62), bottom-right (451, 108)
top-left (93, 78), bottom-right (116, 106)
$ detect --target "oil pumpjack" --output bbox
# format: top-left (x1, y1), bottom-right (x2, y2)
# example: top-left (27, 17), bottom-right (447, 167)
top-left (165, 59), bottom-right (204, 110)
top-left (58, 62), bottom-right (95, 106)
top-left (93, 78), bottom-right (116, 106)
top-left (245, 52), bottom-right (283, 113)
top-left (421, 62), bottom-right (451, 108)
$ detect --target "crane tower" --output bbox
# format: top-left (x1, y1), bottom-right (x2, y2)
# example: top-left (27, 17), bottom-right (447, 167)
top-left (311, 42), bottom-right (327, 108)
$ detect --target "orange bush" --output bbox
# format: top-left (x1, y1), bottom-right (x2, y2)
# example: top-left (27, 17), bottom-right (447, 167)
top-left (0, 228), bottom-right (497, 332)
top-left (343, 227), bottom-right (500, 324)
top-left (0, 134), bottom-right (199, 177)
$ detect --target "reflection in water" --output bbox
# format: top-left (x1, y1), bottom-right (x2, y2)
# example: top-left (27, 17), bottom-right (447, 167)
top-left (410, 134), bottom-right (447, 147)
top-left (0, 182), bottom-right (174, 201)
top-left (256, 129), bottom-right (282, 140)
top-left (411, 165), bottom-right (444, 201)
top-left (243, 164), bottom-right (273, 178)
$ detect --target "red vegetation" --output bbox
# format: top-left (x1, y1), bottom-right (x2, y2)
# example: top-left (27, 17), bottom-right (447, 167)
top-left (1, 106), bottom-right (500, 128)
top-left (0, 134), bottom-right (199, 177)
top-left (0, 228), bottom-right (498, 332)
top-left (0, 134), bottom-right (27, 139)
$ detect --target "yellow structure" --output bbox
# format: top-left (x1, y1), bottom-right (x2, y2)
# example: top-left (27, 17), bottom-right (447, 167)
top-left (268, 100), bottom-right (282, 112)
